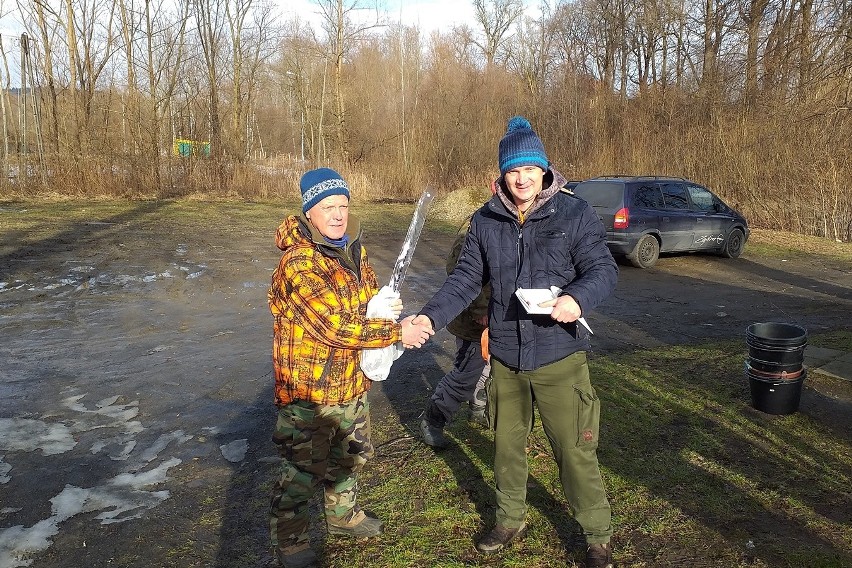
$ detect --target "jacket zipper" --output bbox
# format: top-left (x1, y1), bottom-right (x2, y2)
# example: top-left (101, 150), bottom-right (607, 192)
top-left (516, 222), bottom-right (524, 282)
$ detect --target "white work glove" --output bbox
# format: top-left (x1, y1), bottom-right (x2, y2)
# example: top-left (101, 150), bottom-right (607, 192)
top-left (361, 286), bottom-right (404, 381)
top-left (366, 286), bottom-right (402, 320)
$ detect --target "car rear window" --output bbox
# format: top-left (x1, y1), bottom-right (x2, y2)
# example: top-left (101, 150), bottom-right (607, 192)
top-left (572, 181), bottom-right (624, 209)
top-left (660, 182), bottom-right (690, 209)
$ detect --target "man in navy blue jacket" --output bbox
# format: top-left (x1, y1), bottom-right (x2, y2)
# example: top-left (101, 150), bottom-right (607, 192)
top-left (414, 116), bottom-right (618, 568)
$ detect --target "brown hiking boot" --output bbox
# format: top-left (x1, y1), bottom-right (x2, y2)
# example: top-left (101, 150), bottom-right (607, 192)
top-left (276, 542), bottom-right (318, 568)
top-left (586, 542), bottom-right (614, 568)
top-left (475, 521), bottom-right (527, 554)
top-left (326, 508), bottom-right (383, 538)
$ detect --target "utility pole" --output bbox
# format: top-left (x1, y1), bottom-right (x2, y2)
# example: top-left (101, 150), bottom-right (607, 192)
top-left (19, 33), bottom-right (28, 154)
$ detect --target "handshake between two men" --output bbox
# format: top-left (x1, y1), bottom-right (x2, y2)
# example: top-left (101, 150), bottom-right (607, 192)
top-left (400, 314), bottom-right (435, 350)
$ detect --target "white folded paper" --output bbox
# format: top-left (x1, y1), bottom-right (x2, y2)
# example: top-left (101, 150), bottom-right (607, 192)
top-left (515, 287), bottom-right (559, 314)
top-left (514, 286), bottom-right (594, 334)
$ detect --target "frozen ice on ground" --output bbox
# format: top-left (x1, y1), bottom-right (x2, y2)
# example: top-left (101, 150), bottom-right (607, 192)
top-left (220, 439), bottom-right (248, 463)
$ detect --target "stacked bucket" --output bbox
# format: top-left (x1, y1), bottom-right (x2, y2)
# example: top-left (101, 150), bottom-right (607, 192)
top-left (745, 322), bottom-right (808, 415)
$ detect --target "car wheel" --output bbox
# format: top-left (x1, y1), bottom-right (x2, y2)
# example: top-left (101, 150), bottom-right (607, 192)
top-left (628, 235), bottom-right (660, 268)
top-left (723, 228), bottom-right (745, 258)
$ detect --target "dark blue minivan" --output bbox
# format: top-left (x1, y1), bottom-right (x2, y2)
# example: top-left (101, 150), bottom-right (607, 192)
top-left (572, 176), bottom-right (749, 268)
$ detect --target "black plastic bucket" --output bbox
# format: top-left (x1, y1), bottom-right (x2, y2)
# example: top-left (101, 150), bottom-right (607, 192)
top-left (746, 322), bottom-right (807, 349)
top-left (747, 352), bottom-right (804, 373)
top-left (746, 322), bottom-right (807, 373)
top-left (747, 368), bottom-right (806, 415)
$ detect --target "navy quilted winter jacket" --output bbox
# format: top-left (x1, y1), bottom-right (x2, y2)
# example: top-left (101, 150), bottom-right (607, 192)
top-left (420, 170), bottom-right (618, 371)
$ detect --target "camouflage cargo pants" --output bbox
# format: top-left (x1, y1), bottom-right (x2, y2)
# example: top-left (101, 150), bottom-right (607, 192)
top-left (270, 392), bottom-right (373, 551)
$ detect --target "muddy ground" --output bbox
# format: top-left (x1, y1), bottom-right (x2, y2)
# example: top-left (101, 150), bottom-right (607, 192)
top-left (1, 203), bottom-right (851, 568)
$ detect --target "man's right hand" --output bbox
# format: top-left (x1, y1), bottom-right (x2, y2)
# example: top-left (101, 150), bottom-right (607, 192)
top-left (400, 315), bottom-right (434, 348)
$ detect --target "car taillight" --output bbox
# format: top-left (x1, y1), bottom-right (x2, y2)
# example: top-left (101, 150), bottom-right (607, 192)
top-left (613, 207), bottom-right (629, 229)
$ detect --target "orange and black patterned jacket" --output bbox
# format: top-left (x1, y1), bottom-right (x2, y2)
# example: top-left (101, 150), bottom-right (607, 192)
top-left (268, 214), bottom-right (402, 406)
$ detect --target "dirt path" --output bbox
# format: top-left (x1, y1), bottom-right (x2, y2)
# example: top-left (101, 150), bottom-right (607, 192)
top-left (1, 205), bottom-right (850, 567)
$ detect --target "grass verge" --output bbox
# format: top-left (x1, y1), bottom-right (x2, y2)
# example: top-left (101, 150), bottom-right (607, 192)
top-left (0, 198), bottom-right (461, 257)
top-left (332, 334), bottom-right (852, 568)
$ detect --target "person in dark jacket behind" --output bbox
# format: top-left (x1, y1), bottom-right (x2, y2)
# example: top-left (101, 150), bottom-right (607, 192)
top-left (413, 117), bottom-right (618, 568)
top-left (419, 212), bottom-right (492, 449)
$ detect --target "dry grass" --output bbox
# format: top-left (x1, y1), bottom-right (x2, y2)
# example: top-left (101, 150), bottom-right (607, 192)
top-left (748, 228), bottom-right (852, 261)
top-left (428, 185), bottom-right (493, 225)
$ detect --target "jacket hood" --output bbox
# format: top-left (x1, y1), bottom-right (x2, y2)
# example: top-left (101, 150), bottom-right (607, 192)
top-left (275, 214), bottom-right (363, 252)
top-left (495, 168), bottom-right (569, 218)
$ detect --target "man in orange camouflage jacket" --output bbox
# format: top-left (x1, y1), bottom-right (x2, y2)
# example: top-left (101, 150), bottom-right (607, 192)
top-left (267, 167), bottom-right (432, 568)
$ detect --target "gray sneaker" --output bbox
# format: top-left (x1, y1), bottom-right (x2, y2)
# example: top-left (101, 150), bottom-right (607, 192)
top-left (468, 405), bottom-right (488, 427)
top-left (419, 418), bottom-right (449, 449)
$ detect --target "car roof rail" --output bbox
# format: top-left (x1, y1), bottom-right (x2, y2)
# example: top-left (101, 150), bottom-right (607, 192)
top-left (630, 175), bottom-right (688, 181)
top-left (587, 174), bottom-right (689, 182)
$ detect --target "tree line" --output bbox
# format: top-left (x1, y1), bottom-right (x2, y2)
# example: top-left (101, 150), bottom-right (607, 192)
top-left (0, 0), bottom-right (849, 240)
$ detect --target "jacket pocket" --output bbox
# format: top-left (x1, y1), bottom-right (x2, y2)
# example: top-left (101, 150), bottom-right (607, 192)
top-left (574, 385), bottom-right (600, 447)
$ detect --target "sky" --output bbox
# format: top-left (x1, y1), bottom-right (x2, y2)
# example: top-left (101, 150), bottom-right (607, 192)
top-left (1, 1), bottom-right (506, 46)
top-left (0, 0), bottom-right (536, 84)
top-left (284, 0), bottom-right (481, 35)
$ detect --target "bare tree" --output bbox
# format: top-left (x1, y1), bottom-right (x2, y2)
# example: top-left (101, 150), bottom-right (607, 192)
top-left (225, 0), bottom-right (277, 160)
top-left (472, 0), bottom-right (524, 68)
top-left (698, 0), bottom-right (736, 97)
top-left (225, 0), bottom-right (251, 159)
top-left (24, 0), bottom-right (61, 153)
top-left (116, 0), bottom-right (140, 157)
top-left (0, 36), bottom-right (12, 161)
top-left (312, 0), bottom-right (382, 163)
top-left (506, 6), bottom-right (557, 98)
top-left (66, 0), bottom-right (120, 153)
top-left (740, 0), bottom-right (768, 105)
top-left (191, 0), bottom-right (226, 188)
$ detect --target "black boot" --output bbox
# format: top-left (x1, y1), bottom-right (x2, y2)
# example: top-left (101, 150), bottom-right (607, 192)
top-left (420, 402), bottom-right (449, 449)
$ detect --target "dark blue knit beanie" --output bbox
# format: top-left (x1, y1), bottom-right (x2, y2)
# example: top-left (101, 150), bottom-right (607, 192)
top-left (299, 167), bottom-right (350, 213)
top-left (498, 116), bottom-right (549, 175)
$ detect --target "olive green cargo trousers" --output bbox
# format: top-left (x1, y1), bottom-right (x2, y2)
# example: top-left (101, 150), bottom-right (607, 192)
top-left (488, 352), bottom-right (613, 544)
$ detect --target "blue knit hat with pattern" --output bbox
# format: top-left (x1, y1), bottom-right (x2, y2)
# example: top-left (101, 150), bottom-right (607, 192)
top-left (300, 167), bottom-right (350, 213)
top-left (498, 116), bottom-right (549, 175)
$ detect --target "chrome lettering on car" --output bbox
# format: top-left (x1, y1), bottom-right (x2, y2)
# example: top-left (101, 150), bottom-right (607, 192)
top-left (695, 234), bottom-right (725, 244)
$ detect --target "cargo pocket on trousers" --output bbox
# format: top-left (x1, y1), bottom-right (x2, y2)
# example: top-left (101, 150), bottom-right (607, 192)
top-left (485, 376), bottom-right (495, 431)
top-left (574, 385), bottom-right (600, 448)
